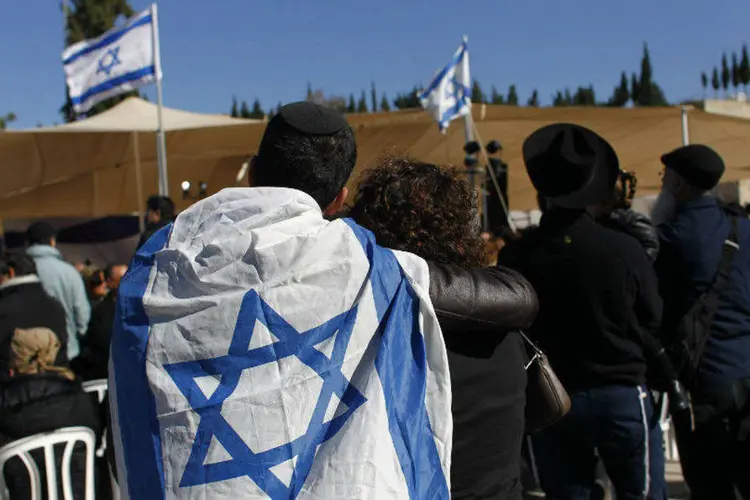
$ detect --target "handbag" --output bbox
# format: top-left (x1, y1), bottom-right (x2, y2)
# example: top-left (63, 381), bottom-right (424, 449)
top-left (521, 331), bottom-right (572, 433)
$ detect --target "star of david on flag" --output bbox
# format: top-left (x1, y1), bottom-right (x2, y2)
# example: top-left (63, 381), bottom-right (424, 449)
top-left (96, 47), bottom-right (122, 76)
top-left (419, 37), bottom-right (472, 133)
top-left (164, 290), bottom-right (367, 498)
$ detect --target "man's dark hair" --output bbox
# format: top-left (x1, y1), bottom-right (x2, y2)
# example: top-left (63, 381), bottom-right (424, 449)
top-left (146, 195), bottom-right (175, 220)
top-left (0, 250), bottom-right (37, 277)
top-left (254, 104), bottom-right (357, 209)
top-left (26, 222), bottom-right (56, 246)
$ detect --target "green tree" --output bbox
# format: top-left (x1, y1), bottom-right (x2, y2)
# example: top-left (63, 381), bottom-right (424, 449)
top-left (507, 84), bottom-right (519, 105)
top-left (370, 82), bottom-right (377, 113)
top-left (552, 91), bottom-right (566, 107)
top-left (637, 44), bottom-right (654, 105)
top-left (471, 80), bottom-right (486, 104)
top-left (608, 72), bottom-right (631, 106)
top-left (380, 94), bottom-right (391, 112)
top-left (573, 86), bottom-right (596, 106)
top-left (0, 112), bottom-right (17, 130)
top-left (346, 94), bottom-right (356, 113)
top-left (712, 67), bottom-right (721, 97)
top-left (701, 72), bottom-right (708, 97)
top-left (564, 88), bottom-right (573, 105)
top-left (393, 86), bottom-right (422, 109)
top-left (306, 82), bottom-right (313, 101)
top-left (527, 89), bottom-right (539, 107)
top-left (357, 91), bottom-right (368, 113)
top-left (490, 86), bottom-right (505, 105)
top-left (61, 0), bottom-right (137, 121)
top-left (239, 100), bottom-right (251, 118)
top-left (230, 96), bottom-right (239, 117)
top-left (722, 53), bottom-right (730, 94)
top-left (741, 45), bottom-right (750, 92)
top-left (249, 98), bottom-right (264, 119)
top-left (732, 53), bottom-right (741, 90)
top-left (630, 72), bottom-right (640, 106)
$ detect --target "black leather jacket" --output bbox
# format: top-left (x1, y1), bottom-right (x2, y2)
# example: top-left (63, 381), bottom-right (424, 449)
top-left (427, 263), bottom-right (538, 500)
top-left (605, 208), bottom-right (660, 261)
top-left (428, 263), bottom-right (539, 333)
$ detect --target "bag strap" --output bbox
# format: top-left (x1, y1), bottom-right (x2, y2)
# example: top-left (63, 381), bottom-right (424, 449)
top-left (520, 330), bottom-right (544, 370)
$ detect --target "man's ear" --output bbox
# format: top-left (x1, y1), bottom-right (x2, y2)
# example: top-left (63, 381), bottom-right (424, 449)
top-left (323, 187), bottom-right (349, 217)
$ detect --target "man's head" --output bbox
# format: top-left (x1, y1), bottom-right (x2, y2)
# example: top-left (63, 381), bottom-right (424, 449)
top-left (652, 144), bottom-right (725, 225)
top-left (250, 102), bottom-right (357, 216)
top-left (146, 195), bottom-right (176, 224)
top-left (26, 222), bottom-right (57, 248)
top-left (105, 264), bottom-right (128, 292)
top-left (0, 250), bottom-right (37, 284)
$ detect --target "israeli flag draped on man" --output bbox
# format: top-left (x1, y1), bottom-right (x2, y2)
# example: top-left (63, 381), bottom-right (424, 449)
top-left (62, 6), bottom-right (159, 114)
top-left (109, 187), bottom-right (452, 499)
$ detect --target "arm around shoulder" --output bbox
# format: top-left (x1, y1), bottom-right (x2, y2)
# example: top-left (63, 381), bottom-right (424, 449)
top-left (428, 262), bottom-right (538, 334)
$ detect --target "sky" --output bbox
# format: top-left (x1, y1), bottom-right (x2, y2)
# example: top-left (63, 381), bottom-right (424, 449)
top-left (2, 0), bottom-right (750, 129)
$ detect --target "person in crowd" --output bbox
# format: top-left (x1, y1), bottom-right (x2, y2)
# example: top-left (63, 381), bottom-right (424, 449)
top-left (25, 222), bottom-right (90, 361)
top-left (86, 268), bottom-right (109, 306)
top-left (0, 250), bottom-right (68, 381)
top-left (597, 170), bottom-right (660, 261)
top-left (136, 195), bottom-right (175, 250)
top-left (0, 327), bottom-right (100, 499)
top-left (72, 264), bottom-right (128, 381)
top-left (497, 124), bottom-right (687, 500)
top-left (654, 144), bottom-right (750, 499)
top-left (349, 157), bottom-right (538, 500)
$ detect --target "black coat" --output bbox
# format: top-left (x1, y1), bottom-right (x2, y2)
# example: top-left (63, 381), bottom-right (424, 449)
top-left (0, 374), bottom-right (101, 500)
top-left (428, 263), bottom-right (538, 500)
top-left (72, 291), bottom-right (116, 381)
top-left (498, 209), bottom-right (667, 391)
top-left (0, 277), bottom-right (68, 382)
top-left (136, 219), bottom-right (173, 251)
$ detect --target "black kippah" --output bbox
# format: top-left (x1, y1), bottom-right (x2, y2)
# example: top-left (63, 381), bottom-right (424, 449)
top-left (274, 101), bottom-right (349, 136)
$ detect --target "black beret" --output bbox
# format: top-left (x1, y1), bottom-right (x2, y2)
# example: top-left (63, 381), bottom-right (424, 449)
top-left (269, 101), bottom-right (349, 136)
top-left (661, 144), bottom-right (725, 190)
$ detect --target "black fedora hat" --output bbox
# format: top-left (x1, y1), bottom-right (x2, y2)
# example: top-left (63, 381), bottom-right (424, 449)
top-left (523, 123), bottom-right (620, 209)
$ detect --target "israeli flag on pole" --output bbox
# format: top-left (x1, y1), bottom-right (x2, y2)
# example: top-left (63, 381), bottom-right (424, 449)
top-left (62, 6), bottom-right (159, 113)
top-left (418, 37), bottom-right (471, 133)
top-left (110, 188), bottom-right (452, 499)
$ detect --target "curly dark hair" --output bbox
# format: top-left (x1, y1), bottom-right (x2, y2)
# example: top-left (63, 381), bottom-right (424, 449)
top-left (348, 157), bottom-right (486, 267)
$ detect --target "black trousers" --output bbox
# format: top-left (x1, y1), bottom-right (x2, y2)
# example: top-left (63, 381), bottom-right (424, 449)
top-left (675, 377), bottom-right (750, 500)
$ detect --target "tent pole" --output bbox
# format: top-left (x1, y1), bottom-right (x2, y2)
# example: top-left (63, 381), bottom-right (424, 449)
top-left (151, 3), bottom-right (169, 196)
top-left (133, 131), bottom-right (145, 233)
top-left (472, 121), bottom-right (516, 232)
top-left (681, 106), bottom-right (690, 146)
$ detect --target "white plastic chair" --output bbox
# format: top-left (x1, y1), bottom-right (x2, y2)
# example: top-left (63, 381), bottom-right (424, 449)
top-left (0, 426), bottom-right (96, 500)
top-left (81, 379), bottom-right (108, 458)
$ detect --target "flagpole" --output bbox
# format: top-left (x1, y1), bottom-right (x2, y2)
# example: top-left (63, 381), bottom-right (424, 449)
top-left (150, 3), bottom-right (169, 196)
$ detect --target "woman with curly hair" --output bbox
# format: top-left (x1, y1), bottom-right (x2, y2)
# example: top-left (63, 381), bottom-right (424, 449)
top-left (349, 157), bottom-right (538, 500)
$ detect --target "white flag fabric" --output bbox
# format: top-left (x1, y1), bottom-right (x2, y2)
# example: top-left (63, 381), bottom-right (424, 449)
top-left (62, 7), bottom-right (158, 114)
top-left (418, 37), bottom-right (471, 133)
top-left (110, 188), bottom-right (452, 499)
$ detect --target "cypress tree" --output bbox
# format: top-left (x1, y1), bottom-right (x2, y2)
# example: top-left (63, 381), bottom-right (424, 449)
top-left (712, 67), bottom-right (721, 97)
top-left (740, 45), bottom-right (750, 92)
top-left (527, 90), bottom-right (539, 107)
top-left (380, 94), bottom-right (390, 112)
top-left (732, 53), bottom-right (741, 90)
top-left (357, 91), bottom-right (368, 113)
top-left (722, 53), bottom-right (730, 94)
top-left (701, 72), bottom-right (708, 97)
top-left (507, 85), bottom-right (519, 106)
top-left (346, 94), bottom-right (356, 113)
top-left (370, 82), bottom-right (377, 113)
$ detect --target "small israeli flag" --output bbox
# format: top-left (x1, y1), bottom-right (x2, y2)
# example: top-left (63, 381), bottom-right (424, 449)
top-left (418, 37), bottom-right (471, 133)
top-left (62, 6), bottom-right (160, 113)
top-left (110, 188), bottom-right (452, 499)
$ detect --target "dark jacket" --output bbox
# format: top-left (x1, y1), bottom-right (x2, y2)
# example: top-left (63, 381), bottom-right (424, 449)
top-left (428, 263), bottom-right (538, 500)
top-left (72, 291), bottom-right (117, 381)
top-left (0, 276), bottom-right (68, 382)
top-left (656, 196), bottom-right (750, 384)
top-left (604, 208), bottom-right (660, 261)
top-left (0, 374), bottom-right (100, 500)
top-left (498, 209), bottom-right (665, 392)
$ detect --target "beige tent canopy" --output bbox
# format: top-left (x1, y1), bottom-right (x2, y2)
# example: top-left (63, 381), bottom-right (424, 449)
top-left (1, 100), bottom-right (749, 217)
top-left (0, 97), bottom-right (264, 218)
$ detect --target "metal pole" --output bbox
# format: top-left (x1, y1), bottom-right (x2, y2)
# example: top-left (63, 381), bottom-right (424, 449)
top-left (150, 3), bottom-right (169, 196)
top-left (681, 106), bottom-right (690, 146)
top-left (472, 121), bottom-right (516, 232)
top-left (133, 131), bottom-right (145, 233)
top-left (463, 113), bottom-right (475, 194)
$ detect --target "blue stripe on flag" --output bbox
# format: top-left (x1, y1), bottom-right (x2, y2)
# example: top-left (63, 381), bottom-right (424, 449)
top-left (343, 219), bottom-right (449, 499)
top-left (417, 41), bottom-right (467, 102)
top-left (70, 65), bottom-right (156, 106)
top-left (111, 223), bottom-right (172, 499)
top-left (63, 14), bottom-right (153, 66)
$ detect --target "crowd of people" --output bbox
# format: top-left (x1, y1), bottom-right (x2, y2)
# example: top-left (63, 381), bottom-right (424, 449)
top-left (0, 101), bottom-right (748, 500)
